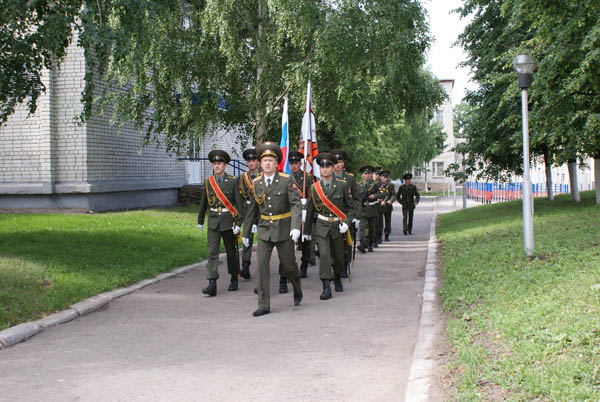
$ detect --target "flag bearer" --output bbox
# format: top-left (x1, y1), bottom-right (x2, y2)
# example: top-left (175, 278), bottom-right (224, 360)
top-left (197, 150), bottom-right (243, 296)
top-left (305, 153), bottom-right (356, 300)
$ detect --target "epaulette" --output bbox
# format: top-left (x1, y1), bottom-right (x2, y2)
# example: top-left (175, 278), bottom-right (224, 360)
top-left (347, 172), bottom-right (355, 176)
top-left (227, 174), bottom-right (236, 179)
top-left (335, 177), bottom-right (347, 183)
top-left (252, 176), bottom-right (262, 183)
top-left (279, 172), bottom-right (290, 178)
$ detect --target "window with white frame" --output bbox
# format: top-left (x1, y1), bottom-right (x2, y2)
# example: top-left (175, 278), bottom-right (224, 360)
top-left (432, 162), bottom-right (445, 177)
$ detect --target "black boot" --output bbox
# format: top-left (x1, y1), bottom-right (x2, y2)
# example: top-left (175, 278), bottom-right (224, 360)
top-left (240, 261), bottom-right (251, 279)
top-left (309, 256), bottom-right (316, 266)
top-left (228, 275), bottom-right (238, 291)
top-left (292, 279), bottom-right (303, 306)
top-left (334, 275), bottom-right (344, 292)
top-left (300, 261), bottom-right (308, 278)
top-left (368, 244), bottom-right (374, 252)
top-left (202, 279), bottom-right (217, 296)
top-left (385, 235), bottom-right (390, 241)
top-left (357, 243), bottom-right (366, 254)
top-left (373, 242), bottom-right (379, 248)
top-left (377, 237), bottom-right (382, 244)
top-left (341, 264), bottom-right (349, 278)
top-left (320, 280), bottom-right (332, 300)
top-left (279, 276), bottom-right (288, 293)
top-left (403, 230), bottom-right (408, 235)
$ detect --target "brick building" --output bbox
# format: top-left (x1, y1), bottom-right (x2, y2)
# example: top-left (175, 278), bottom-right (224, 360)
top-left (0, 32), bottom-right (246, 211)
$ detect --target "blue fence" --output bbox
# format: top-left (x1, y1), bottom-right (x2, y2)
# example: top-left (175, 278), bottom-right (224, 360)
top-left (465, 181), bottom-right (573, 203)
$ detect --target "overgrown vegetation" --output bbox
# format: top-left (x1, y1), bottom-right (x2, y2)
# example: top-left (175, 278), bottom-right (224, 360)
top-left (0, 205), bottom-right (206, 331)
top-left (438, 191), bottom-right (600, 400)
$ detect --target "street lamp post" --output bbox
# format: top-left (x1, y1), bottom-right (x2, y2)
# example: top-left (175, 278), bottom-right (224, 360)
top-left (512, 54), bottom-right (536, 256)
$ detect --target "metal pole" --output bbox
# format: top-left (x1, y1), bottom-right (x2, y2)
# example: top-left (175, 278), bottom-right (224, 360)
top-left (462, 153), bottom-right (467, 209)
top-left (520, 88), bottom-right (534, 256)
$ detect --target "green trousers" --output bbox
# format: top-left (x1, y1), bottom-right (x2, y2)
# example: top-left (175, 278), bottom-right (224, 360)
top-left (256, 238), bottom-right (301, 311)
top-left (206, 228), bottom-right (239, 279)
top-left (359, 215), bottom-right (376, 246)
top-left (242, 235), bottom-right (254, 264)
top-left (316, 234), bottom-right (345, 280)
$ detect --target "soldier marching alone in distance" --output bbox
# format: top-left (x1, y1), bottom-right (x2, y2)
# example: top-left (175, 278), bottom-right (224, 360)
top-left (396, 173), bottom-right (420, 235)
top-left (330, 149), bottom-right (360, 278)
top-left (242, 142), bottom-right (303, 317)
top-left (380, 170), bottom-right (395, 241)
top-left (238, 148), bottom-right (261, 280)
top-left (197, 150), bottom-right (243, 296)
top-left (304, 153), bottom-right (356, 300)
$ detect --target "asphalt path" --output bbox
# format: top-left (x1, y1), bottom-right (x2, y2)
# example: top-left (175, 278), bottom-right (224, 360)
top-left (0, 198), bottom-right (445, 402)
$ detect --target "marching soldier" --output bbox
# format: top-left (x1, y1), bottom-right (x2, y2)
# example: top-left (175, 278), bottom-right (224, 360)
top-left (242, 142), bottom-right (303, 317)
top-left (396, 173), bottom-right (420, 235)
top-left (331, 149), bottom-right (360, 278)
top-left (356, 165), bottom-right (384, 253)
top-left (380, 170), bottom-right (395, 241)
top-left (238, 148), bottom-right (261, 279)
top-left (197, 150), bottom-right (243, 296)
top-left (305, 153), bottom-right (356, 300)
top-left (373, 167), bottom-right (386, 247)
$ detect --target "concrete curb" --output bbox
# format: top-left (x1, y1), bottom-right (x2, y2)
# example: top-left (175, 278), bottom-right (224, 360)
top-left (405, 197), bottom-right (441, 401)
top-left (0, 255), bottom-right (224, 350)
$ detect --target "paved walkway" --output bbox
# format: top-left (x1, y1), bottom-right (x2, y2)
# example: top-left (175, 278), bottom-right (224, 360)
top-left (0, 196), bottom-right (477, 402)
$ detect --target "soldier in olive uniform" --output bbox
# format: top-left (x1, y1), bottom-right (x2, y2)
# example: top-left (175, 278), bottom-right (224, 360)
top-left (197, 150), bottom-right (243, 296)
top-left (331, 149), bottom-right (360, 278)
top-left (396, 173), bottom-right (420, 235)
top-left (380, 170), bottom-right (395, 241)
top-left (305, 153), bottom-right (356, 300)
top-left (238, 148), bottom-right (261, 280)
top-left (356, 165), bottom-right (385, 253)
top-left (242, 142), bottom-right (303, 317)
top-left (373, 167), bottom-right (386, 247)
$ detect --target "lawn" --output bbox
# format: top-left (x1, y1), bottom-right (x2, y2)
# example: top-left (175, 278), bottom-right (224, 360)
top-left (438, 191), bottom-right (600, 401)
top-left (0, 205), bottom-right (208, 331)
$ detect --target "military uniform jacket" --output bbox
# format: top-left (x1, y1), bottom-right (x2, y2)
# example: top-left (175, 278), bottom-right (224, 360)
top-left (198, 174), bottom-right (243, 231)
top-left (291, 171), bottom-right (314, 200)
top-left (396, 184), bottom-right (420, 208)
top-left (382, 182), bottom-right (396, 212)
top-left (242, 172), bottom-right (302, 242)
top-left (357, 179), bottom-right (385, 218)
top-left (335, 171), bottom-right (359, 220)
top-left (239, 170), bottom-right (261, 216)
top-left (304, 178), bottom-right (356, 240)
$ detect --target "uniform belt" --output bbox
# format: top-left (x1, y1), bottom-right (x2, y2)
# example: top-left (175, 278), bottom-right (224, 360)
top-left (368, 200), bottom-right (379, 206)
top-left (260, 212), bottom-right (292, 221)
top-left (210, 207), bottom-right (230, 214)
top-left (317, 214), bottom-right (340, 223)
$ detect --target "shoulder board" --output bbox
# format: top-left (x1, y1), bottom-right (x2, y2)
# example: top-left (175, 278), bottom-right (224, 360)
top-left (227, 174), bottom-right (236, 179)
top-left (279, 172), bottom-right (290, 178)
top-left (347, 172), bottom-right (354, 176)
top-left (252, 176), bottom-right (262, 183)
top-left (335, 178), bottom-right (347, 183)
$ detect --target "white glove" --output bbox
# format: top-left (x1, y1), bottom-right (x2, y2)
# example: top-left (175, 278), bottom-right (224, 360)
top-left (302, 234), bottom-right (312, 241)
top-left (242, 237), bottom-right (250, 247)
top-left (232, 225), bottom-right (240, 235)
top-left (301, 209), bottom-right (307, 223)
top-left (290, 229), bottom-right (301, 242)
top-left (251, 224), bottom-right (257, 233)
top-left (197, 224), bottom-right (204, 230)
top-left (301, 198), bottom-right (307, 206)
top-left (339, 222), bottom-right (348, 234)
top-left (352, 219), bottom-right (360, 229)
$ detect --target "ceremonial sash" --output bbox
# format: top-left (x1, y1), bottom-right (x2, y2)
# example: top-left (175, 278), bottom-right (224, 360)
top-left (208, 176), bottom-right (238, 217)
top-left (314, 181), bottom-right (346, 221)
top-left (291, 175), bottom-right (303, 195)
top-left (243, 172), bottom-right (254, 192)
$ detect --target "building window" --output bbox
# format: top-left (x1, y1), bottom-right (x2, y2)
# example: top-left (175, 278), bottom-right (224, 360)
top-left (433, 109), bottom-right (443, 126)
top-left (413, 167), bottom-right (422, 177)
top-left (432, 162), bottom-right (445, 177)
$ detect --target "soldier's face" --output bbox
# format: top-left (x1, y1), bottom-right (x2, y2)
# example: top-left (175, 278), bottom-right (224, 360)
top-left (261, 156), bottom-right (277, 174)
top-left (334, 160), bottom-right (344, 173)
top-left (405, 179), bottom-right (411, 185)
top-left (319, 163), bottom-right (334, 178)
top-left (373, 173), bottom-right (380, 180)
top-left (290, 161), bottom-right (301, 173)
top-left (246, 159), bottom-right (259, 171)
top-left (381, 176), bottom-right (388, 182)
top-left (212, 161), bottom-right (226, 175)
top-left (361, 172), bottom-right (369, 181)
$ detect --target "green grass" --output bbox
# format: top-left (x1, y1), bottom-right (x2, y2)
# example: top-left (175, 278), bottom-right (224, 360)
top-left (0, 205), bottom-right (209, 331)
top-left (438, 191), bottom-right (600, 401)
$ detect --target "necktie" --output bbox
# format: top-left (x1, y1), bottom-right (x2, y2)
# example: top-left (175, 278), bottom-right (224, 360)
top-left (216, 176), bottom-right (222, 186)
top-left (266, 178), bottom-right (271, 187)
top-left (325, 182), bottom-right (331, 193)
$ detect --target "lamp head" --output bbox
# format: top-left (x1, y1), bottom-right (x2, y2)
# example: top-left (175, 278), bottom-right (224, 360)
top-left (512, 54), bottom-right (536, 74)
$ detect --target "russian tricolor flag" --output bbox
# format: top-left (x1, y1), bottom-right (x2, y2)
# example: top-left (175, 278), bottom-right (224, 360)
top-left (278, 98), bottom-right (291, 174)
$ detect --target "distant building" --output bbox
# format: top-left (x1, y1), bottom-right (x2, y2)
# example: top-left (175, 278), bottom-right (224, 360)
top-left (0, 31), bottom-right (246, 211)
top-left (412, 79), bottom-right (457, 191)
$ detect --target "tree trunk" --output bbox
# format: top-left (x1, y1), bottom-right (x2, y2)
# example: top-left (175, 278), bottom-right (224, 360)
top-left (568, 159), bottom-right (580, 202)
top-left (423, 162), bottom-right (428, 194)
top-left (595, 157), bottom-right (600, 205)
top-left (542, 146), bottom-right (554, 200)
top-left (254, 0), bottom-right (267, 145)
